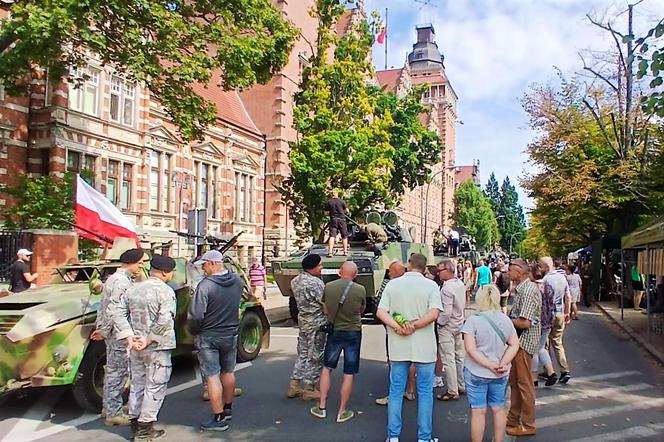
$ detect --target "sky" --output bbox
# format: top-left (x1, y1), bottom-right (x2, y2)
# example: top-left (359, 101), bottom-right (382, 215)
top-left (363, 0), bottom-right (664, 211)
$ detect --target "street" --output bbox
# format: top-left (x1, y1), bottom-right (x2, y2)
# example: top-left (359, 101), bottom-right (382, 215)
top-left (1, 306), bottom-right (663, 442)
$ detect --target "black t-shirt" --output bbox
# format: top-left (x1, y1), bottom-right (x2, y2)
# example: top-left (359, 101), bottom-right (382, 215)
top-left (9, 260), bottom-right (31, 293)
top-left (325, 198), bottom-right (347, 220)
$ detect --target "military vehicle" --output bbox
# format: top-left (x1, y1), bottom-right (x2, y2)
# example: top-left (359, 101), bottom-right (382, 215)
top-left (272, 211), bottom-right (435, 321)
top-left (0, 233), bottom-right (269, 413)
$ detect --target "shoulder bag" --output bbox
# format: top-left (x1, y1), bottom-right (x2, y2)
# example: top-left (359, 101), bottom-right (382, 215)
top-left (319, 281), bottom-right (353, 334)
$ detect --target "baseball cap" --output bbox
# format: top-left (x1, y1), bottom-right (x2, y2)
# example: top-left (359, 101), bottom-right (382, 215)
top-left (194, 250), bottom-right (224, 266)
top-left (17, 249), bottom-right (33, 256)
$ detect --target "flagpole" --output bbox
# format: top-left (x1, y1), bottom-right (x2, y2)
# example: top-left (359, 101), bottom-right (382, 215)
top-left (384, 7), bottom-right (388, 70)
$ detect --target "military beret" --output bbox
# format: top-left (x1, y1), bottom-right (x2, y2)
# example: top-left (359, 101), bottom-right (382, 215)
top-left (119, 248), bottom-right (145, 264)
top-left (151, 254), bottom-right (176, 272)
top-left (302, 253), bottom-right (322, 270)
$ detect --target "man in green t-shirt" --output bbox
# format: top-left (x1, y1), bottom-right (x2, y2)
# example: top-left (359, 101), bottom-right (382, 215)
top-left (310, 261), bottom-right (366, 423)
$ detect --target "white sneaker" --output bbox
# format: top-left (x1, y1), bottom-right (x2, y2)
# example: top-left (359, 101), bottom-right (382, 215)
top-left (433, 376), bottom-right (444, 388)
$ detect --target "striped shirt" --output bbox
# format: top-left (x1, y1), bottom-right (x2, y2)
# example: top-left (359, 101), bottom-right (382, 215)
top-left (249, 265), bottom-right (266, 286)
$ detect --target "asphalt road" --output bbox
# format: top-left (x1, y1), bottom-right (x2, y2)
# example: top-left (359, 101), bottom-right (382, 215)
top-left (1, 305), bottom-right (664, 442)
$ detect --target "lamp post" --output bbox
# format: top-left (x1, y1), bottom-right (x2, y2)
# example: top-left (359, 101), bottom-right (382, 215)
top-left (509, 232), bottom-right (520, 256)
top-left (422, 166), bottom-right (457, 244)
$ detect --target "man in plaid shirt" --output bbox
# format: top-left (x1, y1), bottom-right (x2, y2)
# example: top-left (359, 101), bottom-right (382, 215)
top-left (506, 259), bottom-right (541, 437)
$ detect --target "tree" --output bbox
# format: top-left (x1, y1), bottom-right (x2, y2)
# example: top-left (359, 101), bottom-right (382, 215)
top-left (0, 0), bottom-right (298, 140)
top-left (636, 18), bottom-right (664, 118)
top-left (496, 176), bottom-right (526, 253)
top-left (279, 0), bottom-right (442, 240)
top-left (484, 172), bottom-right (500, 214)
top-left (452, 181), bottom-right (499, 250)
top-left (520, 215), bottom-right (551, 260)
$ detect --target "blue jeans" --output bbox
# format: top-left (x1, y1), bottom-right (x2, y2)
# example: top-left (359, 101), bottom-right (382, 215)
top-left (387, 361), bottom-right (435, 441)
top-left (464, 367), bottom-right (508, 409)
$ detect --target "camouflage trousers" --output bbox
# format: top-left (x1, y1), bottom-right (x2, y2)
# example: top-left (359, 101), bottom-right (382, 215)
top-left (128, 349), bottom-right (172, 423)
top-left (290, 324), bottom-right (327, 387)
top-left (103, 338), bottom-right (129, 417)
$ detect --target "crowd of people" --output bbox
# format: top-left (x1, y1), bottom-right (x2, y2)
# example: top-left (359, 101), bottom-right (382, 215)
top-left (289, 253), bottom-right (580, 442)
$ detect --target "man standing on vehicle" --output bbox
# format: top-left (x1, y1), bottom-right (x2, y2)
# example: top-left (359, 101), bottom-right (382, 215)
top-left (8, 249), bottom-right (38, 293)
top-left (115, 254), bottom-right (177, 442)
top-left (91, 248), bottom-right (144, 427)
top-left (189, 250), bottom-right (243, 432)
top-left (311, 261), bottom-right (366, 423)
top-left (287, 254), bottom-right (327, 400)
top-left (326, 191), bottom-right (349, 257)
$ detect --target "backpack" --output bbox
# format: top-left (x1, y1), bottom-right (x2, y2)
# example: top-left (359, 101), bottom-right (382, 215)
top-left (496, 272), bottom-right (510, 293)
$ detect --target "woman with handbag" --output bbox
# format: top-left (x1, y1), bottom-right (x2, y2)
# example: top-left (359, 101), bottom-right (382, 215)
top-left (460, 285), bottom-right (520, 442)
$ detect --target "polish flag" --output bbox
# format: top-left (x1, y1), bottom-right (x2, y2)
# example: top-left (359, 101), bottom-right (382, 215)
top-left (376, 22), bottom-right (387, 44)
top-left (75, 175), bottom-right (140, 246)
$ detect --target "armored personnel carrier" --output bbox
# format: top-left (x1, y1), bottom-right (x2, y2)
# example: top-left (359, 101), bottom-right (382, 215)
top-left (272, 211), bottom-right (435, 321)
top-left (0, 233), bottom-right (269, 412)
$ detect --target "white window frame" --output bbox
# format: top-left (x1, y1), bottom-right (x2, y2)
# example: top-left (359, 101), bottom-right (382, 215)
top-left (69, 66), bottom-right (101, 116)
top-left (109, 76), bottom-right (136, 126)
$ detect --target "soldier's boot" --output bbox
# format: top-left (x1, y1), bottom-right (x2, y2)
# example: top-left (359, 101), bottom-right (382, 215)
top-left (134, 421), bottom-right (166, 442)
top-left (104, 413), bottom-right (130, 426)
top-left (301, 385), bottom-right (321, 401)
top-left (129, 418), bottom-right (139, 441)
top-left (287, 379), bottom-right (303, 398)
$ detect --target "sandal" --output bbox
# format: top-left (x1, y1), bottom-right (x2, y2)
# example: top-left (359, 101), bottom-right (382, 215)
top-left (436, 393), bottom-right (459, 401)
top-left (403, 392), bottom-right (416, 401)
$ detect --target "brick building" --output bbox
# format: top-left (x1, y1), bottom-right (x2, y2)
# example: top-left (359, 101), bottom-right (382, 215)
top-left (0, 10), bottom-right (266, 265)
top-left (376, 24), bottom-right (459, 243)
top-left (455, 161), bottom-right (481, 187)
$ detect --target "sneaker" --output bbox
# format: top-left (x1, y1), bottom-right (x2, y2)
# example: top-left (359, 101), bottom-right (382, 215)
top-left (200, 418), bottom-right (230, 432)
top-left (375, 396), bottom-right (388, 406)
top-left (219, 410), bottom-right (232, 422)
top-left (104, 413), bottom-right (130, 426)
top-left (417, 439), bottom-right (439, 442)
top-left (310, 406), bottom-right (327, 419)
top-left (433, 376), bottom-right (444, 388)
top-left (336, 410), bottom-right (354, 423)
top-left (545, 373), bottom-right (558, 387)
top-left (533, 380), bottom-right (539, 387)
top-left (538, 372), bottom-right (548, 380)
top-left (559, 371), bottom-right (571, 384)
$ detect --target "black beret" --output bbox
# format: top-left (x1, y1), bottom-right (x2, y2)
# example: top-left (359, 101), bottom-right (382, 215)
top-left (119, 248), bottom-right (144, 264)
top-left (302, 253), bottom-right (322, 270)
top-left (151, 254), bottom-right (176, 272)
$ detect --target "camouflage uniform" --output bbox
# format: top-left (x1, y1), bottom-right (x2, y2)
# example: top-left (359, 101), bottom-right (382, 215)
top-left (290, 272), bottom-right (327, 388)
top-left (97, 268), bottom-right (133, 418)
top-left (114, 277), bottom-right (177, 424)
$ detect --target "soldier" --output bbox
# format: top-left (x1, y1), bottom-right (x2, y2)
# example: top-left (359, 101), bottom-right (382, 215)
top-left (90, 248), bottom-right (144, 427)
top-left (362, 223), bottom-right (388, 245)
top-left (287, 253), bottom-right (327, 400)
top-left (114, 254), bottom-right (177, 442)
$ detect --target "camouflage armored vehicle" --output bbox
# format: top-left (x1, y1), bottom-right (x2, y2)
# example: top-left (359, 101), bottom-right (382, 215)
top-left (272, 211), bottom-right (435, 321)
top-left (0, 234), bottom-right (269, 412)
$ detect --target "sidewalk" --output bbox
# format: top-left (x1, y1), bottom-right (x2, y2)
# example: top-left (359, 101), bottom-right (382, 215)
top-left (595, 301), bottom-right (664, 366)
top-left (260, 284), bottom-right (291, 323)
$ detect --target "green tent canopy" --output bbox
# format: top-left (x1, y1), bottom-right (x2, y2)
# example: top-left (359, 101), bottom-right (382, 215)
top-left (622, 217), bottom-right (664, 250)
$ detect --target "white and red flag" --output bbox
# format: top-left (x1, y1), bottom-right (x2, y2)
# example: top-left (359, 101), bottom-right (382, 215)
top-left (375, 21), bottom-right (387, 44)
top-left (74, 174), bottom-right (139, 246)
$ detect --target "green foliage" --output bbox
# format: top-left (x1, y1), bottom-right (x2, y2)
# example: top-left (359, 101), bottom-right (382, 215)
top-left (0, 0), bottom-right (298, 140)
top-left (484, 173), bottom-right (500, 214)
top-left (279, 0), bottom-right (442, 239)
top-left (636, 19), bottom-right (664, 118)
top-left (452, 181), bottom-right (499, 250)
top-left (520, 216), bottom-right (552, 259)
top-left (0, 173), bottom-right (74, 229)
top-left (496, 176), bottom-right (526, 252)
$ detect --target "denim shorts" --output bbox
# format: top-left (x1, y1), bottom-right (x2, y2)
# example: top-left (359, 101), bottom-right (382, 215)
top-left (196, 334), bottom-right (238, 377)
top-left (464, 367), bottom-right (508, 409)
top-left (323, 330), bottom-right (362, 374)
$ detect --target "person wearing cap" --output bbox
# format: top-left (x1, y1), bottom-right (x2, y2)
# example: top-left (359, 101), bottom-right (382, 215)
top-left (9, 249), bottom-right (38, 293)
top-left (114, 254), bottom-right (177, 442)
top-left (188, 250), bottom-right (244, 432)
top-left (505, 258), bottom-right (542, 437)
top-left (288, 253), bottom-right (326, 400)
top-left (91, 248), bottom-right (144, 427)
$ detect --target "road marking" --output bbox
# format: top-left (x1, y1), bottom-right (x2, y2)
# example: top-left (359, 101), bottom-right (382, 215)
top-left (1, 392), bottom-right (60, 442)
top-left (566, 422), bottom-right (664, 442)
top-left (562, 370), bottom-right (641, 383)
top-left (536, 383), bottom-right (653, 406)
top-left (15, 362), bottom-right (252, 442)
top-left (539, 397), bottom-right (664, 428)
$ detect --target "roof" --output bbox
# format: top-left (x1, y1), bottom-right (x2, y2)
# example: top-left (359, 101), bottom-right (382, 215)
top-left (622, 217), bottom-right (664, 249)
top-left (376, 68), bottom-right (404, 93)
top-left (192, 83), bottom-right (261, 137)
top-left (336, 9), bottom-right (354, 36)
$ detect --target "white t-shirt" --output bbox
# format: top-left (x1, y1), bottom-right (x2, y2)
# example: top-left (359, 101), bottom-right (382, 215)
top-left (378, 272), bottom-right (443, 363)
top-left (450, 230), bottom-right (460, 240)
top-left (461, 311), bottom-right (517, 379)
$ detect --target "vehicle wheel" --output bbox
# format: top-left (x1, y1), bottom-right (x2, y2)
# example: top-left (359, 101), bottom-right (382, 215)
top-left (289, 296), bottom-right (299, 324)
top-left (72, 341), bottom-right (106, 413)
top-left (237, 311), bottom-right (263, 362)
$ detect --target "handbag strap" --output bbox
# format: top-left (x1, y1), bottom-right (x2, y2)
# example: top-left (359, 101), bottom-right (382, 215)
top-left (478, 312), bottom-right (507, 345)
top-left (329, 281), bottom-right (354, 325)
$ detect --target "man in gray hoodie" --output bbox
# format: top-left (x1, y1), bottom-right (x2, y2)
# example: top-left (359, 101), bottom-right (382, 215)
top-left (188, 250), bottom-right (243, 432)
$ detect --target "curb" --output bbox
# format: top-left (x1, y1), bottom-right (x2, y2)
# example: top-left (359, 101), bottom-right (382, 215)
top-left (265, 304), bottom-right (291, 324)
top-left (595, 302), bottom-right (664, 367)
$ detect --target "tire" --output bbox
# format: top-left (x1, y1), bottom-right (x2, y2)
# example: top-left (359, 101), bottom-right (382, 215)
top-left (289, 296), bottom-right (299, 323)
top-left (237, 311), bottom-right (263, 362)
top-left (72, 341), bottom-right (106, 413)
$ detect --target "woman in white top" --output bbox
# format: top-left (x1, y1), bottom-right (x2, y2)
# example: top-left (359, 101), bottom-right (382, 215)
top-left (461, 285), bottom-right (520, 442)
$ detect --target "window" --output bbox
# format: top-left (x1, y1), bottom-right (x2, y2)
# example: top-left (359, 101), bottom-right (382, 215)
top-left (161, 154), bottom-right (170, 212)
top-left (192, 161), bottom-right (199, 207)
top-left (67, 150), bottom-right (96, 185)
top-left (235, 172), bottom-right (253, 223)
top-left (200, 164), bottom-right (209, 209)
top-left (210, 166), bottom-right (218, 218)
top-left (110, 76), bottom-right (136, 126)
top-left (121, 164), bottom-right (131, 210)
top-left (69, 67), bottom-right (101, 116)
top-left (149, 150), bottom-right (159, 211)
top-left (107, 160), bottom-right (119, 205)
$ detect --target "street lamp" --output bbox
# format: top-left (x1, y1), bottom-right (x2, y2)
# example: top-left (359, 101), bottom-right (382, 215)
top-left (422, 166), bottom-right (457, 244)
top-left (509, 232), bottom-right (520, 256)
